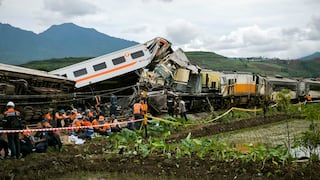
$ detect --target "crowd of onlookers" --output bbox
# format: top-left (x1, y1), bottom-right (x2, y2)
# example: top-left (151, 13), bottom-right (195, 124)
top-left (0, 101), bottom-right (137, 160)
top-left (0, 94), bottom-right (188, 160)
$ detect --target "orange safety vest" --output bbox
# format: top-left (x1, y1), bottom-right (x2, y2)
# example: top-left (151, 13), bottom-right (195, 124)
top-left (43, 122), bottom-right (52, 128)
top-left (102, 122), bottom-right (111, 131)
top-left (22, 126), bottom-right (31, 137)
top-left (82, 121), bottom-right (92, 127)
top-left (73, 119), bottom-right (83, 132)
top-left (307, 95), bottom-right (312, 101)
top-left (141, 104), bottom-right (148, 115)
top-left (69, 113), bottom-right (76, 121)
top-left (4, 108), bottom-right (20, 116)
top-left (92, 119), bottom-right (99, 130)
top-left (44, 113), bottom-right (53, 121)
top-left (133, 103), bottom-right (142, 115)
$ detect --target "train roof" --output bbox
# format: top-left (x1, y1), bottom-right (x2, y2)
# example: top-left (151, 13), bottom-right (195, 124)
top-left (222, 71), bottom-right (254, 75)
top-left (50, 43), bottom-right (146, 73)
top-left (262, 75), bottom-right (298, 83)
top-left (304, 78), bottom-right (320, 84)
top-left (0, 63), bottom-right (73, 81)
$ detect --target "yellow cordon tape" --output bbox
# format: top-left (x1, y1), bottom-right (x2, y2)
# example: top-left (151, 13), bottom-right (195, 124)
top-left (146, 114), bottom-right (199, 127)
top-left (231, 107), bottom-right (262, 112)
top-left (206, 107), bottom-right (262, 123)
top-left (146, 107), bottom-right (263, 126)
top-left (206, 108), bottom-right (233, 123)
top-left (146, 115), bottom-right (184, 126)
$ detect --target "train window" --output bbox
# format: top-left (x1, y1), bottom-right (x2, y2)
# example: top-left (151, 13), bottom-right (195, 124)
top-left (212, 82), bottom-right (216, 89)
top-left (310, 85), bottom-right (320, 91)
top-left (256, 76), bottom-right (260, 84)
top-left (62, 74), bottom-right (67, 77)
top-left (93, 62), bottom-right (107, 71)
top-left (73, 68), bottom-right (88, 77)
top-left (112, 56), bottom-right (126, 65)
top-left (131, 50), bottom-right (144, 59)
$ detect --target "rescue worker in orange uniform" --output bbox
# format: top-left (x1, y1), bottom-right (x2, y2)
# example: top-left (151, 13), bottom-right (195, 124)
top-left (133, 100), bottom-right (143, 129)
top-left (44, 108), bottom-right (54, 126)
top-left (19, 126), bottom-right (34, 157)
top-left (99, 116), bottom-right (111, 136)
top-left (306, 94), bottom-right (312, 101)
top-left (79, 117), bottom-right (94, 139)
top-left (3, 101), bottom-right (23, 159)
top-left (91, 116), bottom-right (101, 132)
top-left (72, 115), bottom-right (83, 135)
top-left (141, 100), bottom-right (148, 116)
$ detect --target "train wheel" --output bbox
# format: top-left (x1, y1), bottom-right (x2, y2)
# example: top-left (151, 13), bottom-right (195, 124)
top-left (223, 99), bottom-right (231, 109)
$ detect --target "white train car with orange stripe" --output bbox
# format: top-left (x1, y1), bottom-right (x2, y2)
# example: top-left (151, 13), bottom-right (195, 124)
top-left (50, 37), bottom-right (171, 88)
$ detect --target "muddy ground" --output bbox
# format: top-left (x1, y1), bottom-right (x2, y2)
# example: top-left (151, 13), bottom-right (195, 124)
top-left (1, 114), bottom-right (318, 179)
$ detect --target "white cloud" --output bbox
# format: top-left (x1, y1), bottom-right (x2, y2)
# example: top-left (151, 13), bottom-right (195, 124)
top-left (142, 0), bottom-right (173, 2)
top-left (306, 15), bottom-right (320, 40)
top-left (43, 0), bottom-right (98, 17)
top-left (165, 19), bottom-right (200, 45)
top-left (0, 0), bottom-right (319, 59)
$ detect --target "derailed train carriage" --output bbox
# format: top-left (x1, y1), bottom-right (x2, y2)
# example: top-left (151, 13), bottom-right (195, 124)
top-left (139, 47), bottom-right (320, 112)
top-left (0, 37), bottom-right (173, 122)
top-left (0, 63), bottom-right (75, 122)
top-left (298, 78), bottom-right (320, 101)
top-left (1, 36), bottom-right (320, 120)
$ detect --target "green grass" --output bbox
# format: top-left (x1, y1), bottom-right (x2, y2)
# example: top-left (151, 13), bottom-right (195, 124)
top-left (215, 119), bottom-right (318, 146)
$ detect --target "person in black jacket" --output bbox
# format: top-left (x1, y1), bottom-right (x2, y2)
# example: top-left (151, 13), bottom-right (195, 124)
top-left (2, 101), bottom-right (24, 159)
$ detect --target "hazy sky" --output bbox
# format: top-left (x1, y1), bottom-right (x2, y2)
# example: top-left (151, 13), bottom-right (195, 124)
top-left (0, 0), bottom-right (319, 59)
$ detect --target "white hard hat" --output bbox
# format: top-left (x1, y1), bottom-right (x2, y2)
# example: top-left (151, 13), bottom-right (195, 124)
top-left (7, 101), bottom-right (15, 107)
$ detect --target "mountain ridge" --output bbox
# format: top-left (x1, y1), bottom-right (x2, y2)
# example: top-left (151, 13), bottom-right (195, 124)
top-left (0, 22), bottom-right (138, 64)
top-left (299, 52), bottom-right (320, 61)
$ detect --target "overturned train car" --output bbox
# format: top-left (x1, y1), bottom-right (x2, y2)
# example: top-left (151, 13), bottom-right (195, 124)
top-left (0, 63), bottom-right (75, 122)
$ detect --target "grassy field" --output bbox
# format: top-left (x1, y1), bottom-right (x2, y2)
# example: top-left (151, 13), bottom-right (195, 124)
top-left (186, 51), bottom-right (320, 77)
top-left (217, 119), bottom-right (316, 146)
